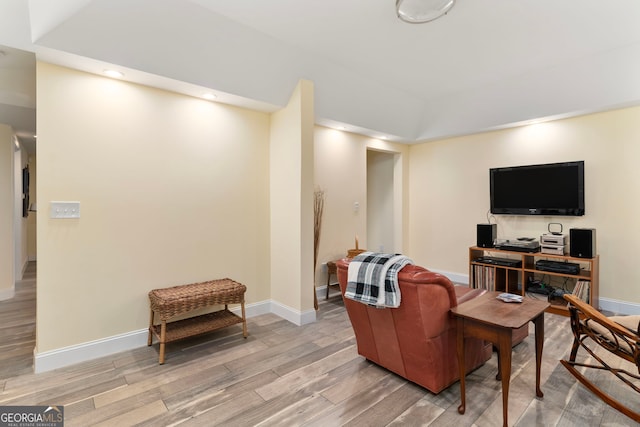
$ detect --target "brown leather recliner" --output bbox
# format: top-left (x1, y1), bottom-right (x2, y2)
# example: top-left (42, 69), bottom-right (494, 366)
top-left (337, 258), bottom-right (493, 394)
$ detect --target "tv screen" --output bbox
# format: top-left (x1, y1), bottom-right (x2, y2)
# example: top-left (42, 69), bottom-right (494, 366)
top-left (490, 161), bottom-right (584, 216)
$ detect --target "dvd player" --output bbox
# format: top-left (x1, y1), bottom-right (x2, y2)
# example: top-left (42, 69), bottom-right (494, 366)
top-left (494, 244), bottom-right (540, 253)
top-left (535, 259), bottom-right (580, 275)
top-left (494, 238), bottom-right (540, 253)
top-left (474, 256), bottom-right (522, 267)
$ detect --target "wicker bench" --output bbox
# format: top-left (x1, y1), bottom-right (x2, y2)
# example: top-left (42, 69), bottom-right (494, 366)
top-left (147, 278), bottom-right (247, 364)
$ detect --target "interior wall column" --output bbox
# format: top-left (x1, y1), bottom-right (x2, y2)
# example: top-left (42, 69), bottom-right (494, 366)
top-left (269, 80), bottom-right (316, 325)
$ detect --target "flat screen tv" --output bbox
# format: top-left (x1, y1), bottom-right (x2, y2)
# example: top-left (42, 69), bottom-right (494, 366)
top-left (490, 161), bottom-right (584, 216)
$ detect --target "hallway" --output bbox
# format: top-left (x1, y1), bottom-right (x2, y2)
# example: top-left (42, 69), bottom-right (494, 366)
top-left (0, 261), bottom-right (36, 379)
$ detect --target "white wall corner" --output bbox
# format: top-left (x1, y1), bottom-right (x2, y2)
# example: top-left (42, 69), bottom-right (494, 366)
top-left (270, 299), bottom-right (316, 326)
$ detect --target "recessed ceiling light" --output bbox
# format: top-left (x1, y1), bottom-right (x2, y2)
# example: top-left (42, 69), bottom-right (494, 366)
top-left (103, 69), bottom-right (124, 78)
top-left (202, 93), bottom-right (217, 100)
top-left (396, 0), bottom-right (455, 24)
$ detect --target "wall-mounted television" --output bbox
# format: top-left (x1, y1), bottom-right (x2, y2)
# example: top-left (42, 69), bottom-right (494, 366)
top-left (490, 161), bottom-right (585, 216)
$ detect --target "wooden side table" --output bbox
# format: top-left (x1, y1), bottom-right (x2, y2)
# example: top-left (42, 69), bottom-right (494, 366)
top-left (325, 261), bottom-right (339, 299)
top-left (451, 292), bottom-right (549, 427)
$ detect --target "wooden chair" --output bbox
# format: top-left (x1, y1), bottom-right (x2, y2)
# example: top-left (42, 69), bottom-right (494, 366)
top-left (562, 294), bottom-right (640, 422)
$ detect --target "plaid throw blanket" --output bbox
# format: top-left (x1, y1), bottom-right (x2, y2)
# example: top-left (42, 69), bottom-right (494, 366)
top-left (344, 252), bottom-right (413, 308)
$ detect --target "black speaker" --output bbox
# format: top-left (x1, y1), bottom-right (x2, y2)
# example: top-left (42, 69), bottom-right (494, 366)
top-left (477, 224), bottom-right (497, 248)
top-left (570, 228), bottom-right (596, 258)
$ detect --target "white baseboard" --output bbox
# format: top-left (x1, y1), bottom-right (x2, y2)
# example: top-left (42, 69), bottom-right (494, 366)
top-left (0, 287), bottom-right (15, 301)
top-left (429, 269), bottom-right (469, 286)
top-left (316, 285), bottom-right (334, 300)
top-left (227, 299), bottom-right (271, 318)
top-left (599, 297), bottom-right (640, 315)
top-left (34, 328), bottom-right (148, 373)
top-left (34, 298), bottom-right (316, 373)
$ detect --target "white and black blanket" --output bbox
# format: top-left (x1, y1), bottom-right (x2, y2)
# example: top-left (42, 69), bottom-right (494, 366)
top-left (344, 252), bottom-right (413, 308)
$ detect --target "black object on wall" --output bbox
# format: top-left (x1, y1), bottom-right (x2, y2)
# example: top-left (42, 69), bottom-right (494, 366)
top-left (477, 224), bottom-right (497, 248)
top-left (490, 161), bottom-right (585, 216)
top-left (22, 166), bottom-right (29, 218)
top-left (570, 228), bottom-right (596, 258)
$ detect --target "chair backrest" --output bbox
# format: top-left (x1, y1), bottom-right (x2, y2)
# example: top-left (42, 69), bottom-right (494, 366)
top-left (564, 294), bottom-right (639, 370)
top-left (335, 258), bottom-right (492, 394)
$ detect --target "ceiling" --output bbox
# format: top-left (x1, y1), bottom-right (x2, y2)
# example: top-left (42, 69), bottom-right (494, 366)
top-left (1, 0), bottom-right (640, 153)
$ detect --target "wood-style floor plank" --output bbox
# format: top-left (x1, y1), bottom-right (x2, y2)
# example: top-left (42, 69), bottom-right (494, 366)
top-left (1, 262), bottom-right (639, 426)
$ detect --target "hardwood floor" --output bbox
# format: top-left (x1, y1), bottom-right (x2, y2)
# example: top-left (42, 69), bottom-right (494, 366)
top-left (1, 263), bottom-right (638, 426)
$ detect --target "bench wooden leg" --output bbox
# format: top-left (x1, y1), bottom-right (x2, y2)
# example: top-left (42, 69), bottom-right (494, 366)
top-left (147, 309), bottom-right (154, 346)
top-left (159, 320), bottom-right (167, 364)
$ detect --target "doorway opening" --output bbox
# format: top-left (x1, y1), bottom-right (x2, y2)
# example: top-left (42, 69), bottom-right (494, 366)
top-left (366, 149), bottom-right (402, 254)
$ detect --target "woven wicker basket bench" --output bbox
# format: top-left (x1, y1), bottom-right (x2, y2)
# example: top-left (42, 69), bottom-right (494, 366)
top-left (147, 278), bottom-right (247, 364)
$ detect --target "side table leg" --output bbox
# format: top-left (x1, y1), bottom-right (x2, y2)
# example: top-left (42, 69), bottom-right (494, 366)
top-left (326, 271), bottom-right (331, 299)
top-left (534, 313), bottom-right (545, 398)
top-left (241, 301), bottom-right (248, 338)
top-left (497, 330), bottom-right (512, 427)
top-left (456, 317), bottom-right (466, 414)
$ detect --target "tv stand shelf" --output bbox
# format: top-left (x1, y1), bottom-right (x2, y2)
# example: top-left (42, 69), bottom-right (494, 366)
top-left (469, 246), bottom-right (599, 316)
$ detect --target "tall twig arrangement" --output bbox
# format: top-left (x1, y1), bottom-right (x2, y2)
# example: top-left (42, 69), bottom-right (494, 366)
top-left (313, 188), bottom-right (325, 310)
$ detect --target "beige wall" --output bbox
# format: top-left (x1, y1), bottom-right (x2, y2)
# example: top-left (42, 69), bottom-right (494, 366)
top-left (36, 62), bottom-right (272, 352)
top-left (367, 150), bottom-right (395, 254)
top-left (32, 59), bottom-right (640, 358)
top-left (0, 124), bottom-right (15, 298)
top-left (409, 105), bottom-right (640, 304)
top-left (313, 127), bottom-right (410, 286)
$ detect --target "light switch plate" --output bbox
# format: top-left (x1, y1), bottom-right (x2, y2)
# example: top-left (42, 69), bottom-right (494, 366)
top-left (50, 201), bottom-right (80, 219)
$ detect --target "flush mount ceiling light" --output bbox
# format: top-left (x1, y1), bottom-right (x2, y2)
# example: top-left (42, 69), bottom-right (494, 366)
top-left (202, 93), bottom-right (217, 100)
top-left (396, 0), bottom-right (455, 23)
